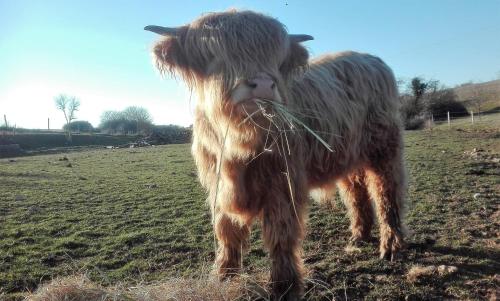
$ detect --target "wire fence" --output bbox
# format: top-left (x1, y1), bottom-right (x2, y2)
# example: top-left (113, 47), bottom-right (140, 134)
top-left (426, 108), bottom-right (500, 128)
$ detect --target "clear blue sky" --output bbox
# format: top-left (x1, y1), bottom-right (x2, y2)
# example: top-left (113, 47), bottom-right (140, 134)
top-left (1, 0), bottom-right (499, 129)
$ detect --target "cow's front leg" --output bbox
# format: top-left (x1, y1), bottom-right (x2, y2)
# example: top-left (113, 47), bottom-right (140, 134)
top-left (262, 189), bottom-right (307, 301)
top-left (214, 212), bottom-right (250, 279)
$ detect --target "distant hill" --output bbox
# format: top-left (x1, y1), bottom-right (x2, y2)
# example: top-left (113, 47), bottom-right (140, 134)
top-left (453, 79), bottom-right (500, 112)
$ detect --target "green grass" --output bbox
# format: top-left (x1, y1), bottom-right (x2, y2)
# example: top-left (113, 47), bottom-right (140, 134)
top-left (1, 124), bottom-right (499, 300)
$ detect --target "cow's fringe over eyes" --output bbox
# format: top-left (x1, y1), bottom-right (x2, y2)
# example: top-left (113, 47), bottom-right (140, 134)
top-left (149, 9), bottom-right (407, 300)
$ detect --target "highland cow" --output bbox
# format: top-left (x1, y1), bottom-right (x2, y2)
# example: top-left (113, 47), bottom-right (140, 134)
top-left (146, 10), bottom-right (406, 300)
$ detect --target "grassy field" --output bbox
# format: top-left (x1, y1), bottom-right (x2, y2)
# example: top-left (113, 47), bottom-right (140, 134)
top-left (1, 122), bottom-right (499, 300)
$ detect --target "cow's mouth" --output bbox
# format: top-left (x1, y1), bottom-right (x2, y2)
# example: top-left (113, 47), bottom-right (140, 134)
top-left (239, 98), bottom-right (278, 114)
top-left (237, 99), bottom-right (278, 126)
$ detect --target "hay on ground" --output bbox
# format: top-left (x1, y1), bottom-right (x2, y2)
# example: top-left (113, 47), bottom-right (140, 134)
top-left (26, 274), bottom-right (270, 301)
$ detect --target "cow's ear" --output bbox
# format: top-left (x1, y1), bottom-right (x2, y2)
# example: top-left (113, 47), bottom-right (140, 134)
top-left (281, 41), bottom-right (309, 75)
top-left (153, 36), bottom-right (190, 76)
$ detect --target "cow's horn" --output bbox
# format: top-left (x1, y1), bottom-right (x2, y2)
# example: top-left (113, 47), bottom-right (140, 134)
top-left (144, 25), bottom-right (180, 36)
top-left (289, 34), bottom-right (314, 42)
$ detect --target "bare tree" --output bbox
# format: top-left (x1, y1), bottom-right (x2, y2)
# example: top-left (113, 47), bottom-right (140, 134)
top-left (123, 106), bottom-right (153, 133)
top-left (54, 94), bottom-right (80, 142)
top-left (469, 86), bottom-right (492, 116)
top-left (123, 106), bottom-right (152, 123)
top-left (99, 107), bottom-right (153, 134)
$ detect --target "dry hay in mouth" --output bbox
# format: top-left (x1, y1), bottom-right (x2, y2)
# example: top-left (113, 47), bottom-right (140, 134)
top-left (245, 98), bottom-right (334, 153)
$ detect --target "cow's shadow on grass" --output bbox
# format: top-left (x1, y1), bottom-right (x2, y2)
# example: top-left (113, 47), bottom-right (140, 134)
top-left (409, 239), bottom-right (498, 258)
top-left (303, 241), bottom-right (500, 299)
top-left (466, 161), bottom-right (500, 176)
top-left (428, 245), bottom-right (500, 274)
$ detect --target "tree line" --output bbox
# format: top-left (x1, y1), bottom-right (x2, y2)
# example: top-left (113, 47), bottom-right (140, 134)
top-left (50, 94), bottom-right (191, 143)
top-left (99, 106), bottom-right (153, 134)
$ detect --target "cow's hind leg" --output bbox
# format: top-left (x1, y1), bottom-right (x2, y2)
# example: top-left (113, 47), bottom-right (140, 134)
top-left (337, 170), bottom-right (374, 245)
top-left (214, 213), bottom-right (250, 278)
top-left (365, 155), bottom-right (406, 260)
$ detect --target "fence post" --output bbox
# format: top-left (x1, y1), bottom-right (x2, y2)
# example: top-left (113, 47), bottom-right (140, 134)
top-left (48, 118), bottom-right (50, 130)
top-left (447, 111), bottom-right (450, 128)
top-left (471, 111), bottom-right (474, 124)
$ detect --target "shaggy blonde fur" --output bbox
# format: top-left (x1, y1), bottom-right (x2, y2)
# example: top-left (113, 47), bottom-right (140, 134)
top-left (149, 10), bottom-right (406, 300)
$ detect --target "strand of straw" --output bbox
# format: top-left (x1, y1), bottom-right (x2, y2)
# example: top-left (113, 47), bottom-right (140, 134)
top-left (212, 107), bottom-right (234, 260)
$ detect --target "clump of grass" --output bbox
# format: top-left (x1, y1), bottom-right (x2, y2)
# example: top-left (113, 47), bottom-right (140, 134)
top-left (406, 264), bottom-right (458, 283)
top-left (406, 265), bottom-right (437, 283)
top-left (27, 272), bottom-right (270, 301)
